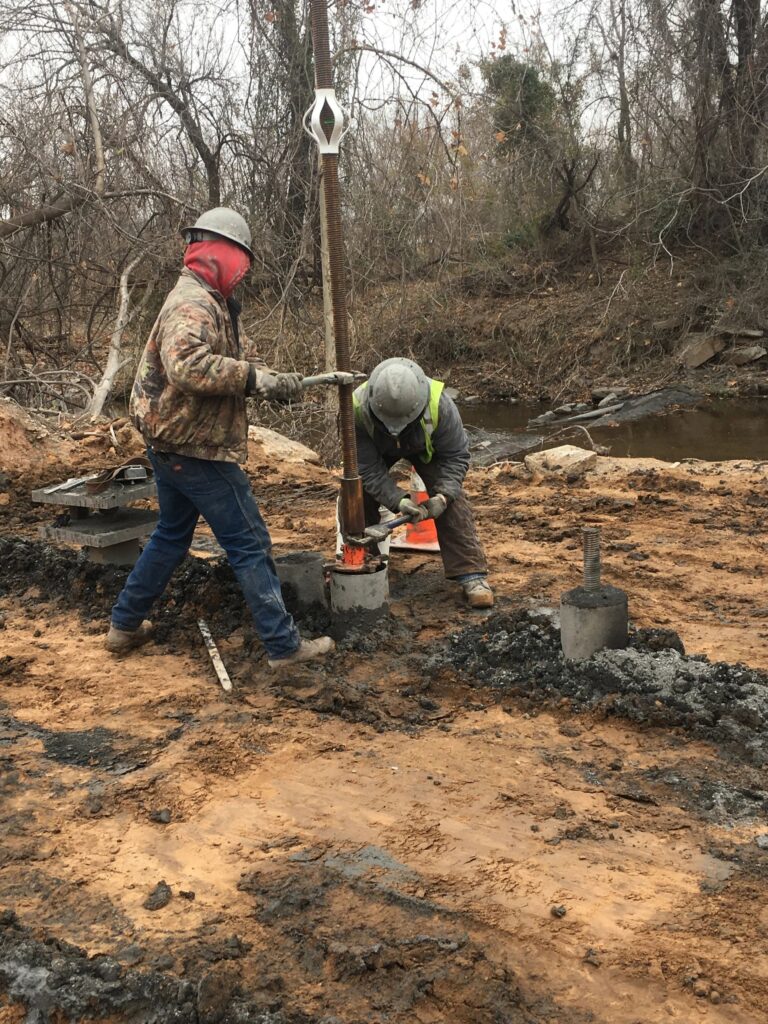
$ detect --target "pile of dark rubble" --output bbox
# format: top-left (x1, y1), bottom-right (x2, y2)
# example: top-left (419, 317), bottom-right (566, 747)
top-left (0, 537), bottom-right (400, 654)
top-left (432, 610), bottom-right (768, 766)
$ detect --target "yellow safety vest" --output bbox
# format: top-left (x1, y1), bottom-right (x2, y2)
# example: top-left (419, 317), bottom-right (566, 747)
top-left (353, 379), bottom-right (444, 462)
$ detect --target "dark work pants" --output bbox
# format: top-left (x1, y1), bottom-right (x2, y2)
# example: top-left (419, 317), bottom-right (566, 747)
top-left (111, 451), bottom-right (300, 659)
top-left (361, 459), bottom-right (488, 579)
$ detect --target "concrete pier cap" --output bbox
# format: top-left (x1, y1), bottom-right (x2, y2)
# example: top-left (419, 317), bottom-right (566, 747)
top-left (275, 551), bottom-right (328, 610)
top-left (329, 562), bottom-right (389, 628)
top-left (560, 584), bottom-right (628, 661)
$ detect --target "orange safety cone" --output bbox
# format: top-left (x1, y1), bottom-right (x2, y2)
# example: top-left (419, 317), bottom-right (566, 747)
top-left (390, 468), bottom-right (441, 553)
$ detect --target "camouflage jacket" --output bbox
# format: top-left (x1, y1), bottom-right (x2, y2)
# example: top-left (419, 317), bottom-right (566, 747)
top-left (130, 269), bottom-right (269, 463)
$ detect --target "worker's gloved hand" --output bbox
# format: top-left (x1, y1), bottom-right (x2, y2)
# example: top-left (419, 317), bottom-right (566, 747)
top-left (424, 493), bottom-right (448, 519)
top-left (398, 496), bottom-right (428, 522)
top-left (260, 371), bottom-right (303, 402)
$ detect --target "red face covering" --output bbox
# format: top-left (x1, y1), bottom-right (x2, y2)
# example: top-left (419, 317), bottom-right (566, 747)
top-left (183, 239), bottom-right (251, 298)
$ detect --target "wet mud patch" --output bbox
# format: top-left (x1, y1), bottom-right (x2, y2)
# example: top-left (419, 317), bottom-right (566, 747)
top-left (42, 726), bottom-right (152, 774)
top-left (0, 868), bottom-right (135, 944)
top-left (0, 850), bottom-right (551, 1024)
top-left (235, 850), bottom-right (542, 1024)
top-left (273, 644), bottom-right (453, 734)
top-left (0, 711), bottom-right (169, 775)
top-left (432, 611), bottom-right (768, 766)
top-left (638, 763), bottom-right (768, 823)
top-left (0, 537), bottom-right (252, 646)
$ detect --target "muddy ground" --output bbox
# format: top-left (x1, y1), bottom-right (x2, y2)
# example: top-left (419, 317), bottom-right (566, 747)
top-left (2, 408), bottom-right (768, 1022)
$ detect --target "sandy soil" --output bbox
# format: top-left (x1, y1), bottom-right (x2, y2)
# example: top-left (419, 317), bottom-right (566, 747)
top-left (2, 407), bottom-right (768, 1023)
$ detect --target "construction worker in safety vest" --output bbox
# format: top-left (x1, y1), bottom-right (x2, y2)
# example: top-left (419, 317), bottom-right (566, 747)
top-left (104, 207), bottom-right (334, 667)
top-left (352, 358), bottom-right (493, 609)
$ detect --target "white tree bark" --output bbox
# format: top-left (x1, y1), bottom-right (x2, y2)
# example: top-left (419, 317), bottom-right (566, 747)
top-left (86, 256), bottom-right (141, 420)
top-left (71, 9), bottom-right (106, 196)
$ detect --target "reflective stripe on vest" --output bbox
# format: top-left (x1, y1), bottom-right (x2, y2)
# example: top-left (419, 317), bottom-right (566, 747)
top-left (353, 379), bottom-right (444, 463)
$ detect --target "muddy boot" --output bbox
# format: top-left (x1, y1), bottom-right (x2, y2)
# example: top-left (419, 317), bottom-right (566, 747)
top-left (462, 578), bottom-right (494, 609)
top-left (105, 620), bottom-right (153, 654)
top-left (267, 636), bottom-right (335, 670)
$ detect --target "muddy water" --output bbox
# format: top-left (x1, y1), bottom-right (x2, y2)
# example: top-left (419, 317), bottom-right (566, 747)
top-left (460, 398), bottom-right (768, 461)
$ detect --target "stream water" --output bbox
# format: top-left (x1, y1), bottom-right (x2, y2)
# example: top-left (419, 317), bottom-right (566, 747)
top-left (460, 397), bottom-right (768, 462)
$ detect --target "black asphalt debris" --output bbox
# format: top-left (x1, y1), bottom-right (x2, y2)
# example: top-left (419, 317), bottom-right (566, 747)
top-left (432, 611), bottom-right (768, 766)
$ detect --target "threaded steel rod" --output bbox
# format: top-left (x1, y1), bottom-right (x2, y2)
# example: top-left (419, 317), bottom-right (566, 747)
top-left (309, 0), bottom-right (365, 538)
top-left (582, 527), bottom-right (601, 591)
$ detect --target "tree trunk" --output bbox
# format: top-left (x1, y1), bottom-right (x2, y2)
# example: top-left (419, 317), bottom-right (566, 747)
top-left (85, 257), bottom-right (141, 419)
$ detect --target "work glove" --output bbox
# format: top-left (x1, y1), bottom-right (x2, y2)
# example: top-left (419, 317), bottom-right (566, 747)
top-left (259, 370), bottom-right (303, 402)
top-left (398, 496), bottom-right (428, 522)
top-left (424, 493), bottom-right (448, 519)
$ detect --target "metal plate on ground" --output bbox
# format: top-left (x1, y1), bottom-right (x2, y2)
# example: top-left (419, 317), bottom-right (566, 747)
top-left (39, 509), bottom-right (158, 547)
top-left (32, 479), bottom-right (157, 510)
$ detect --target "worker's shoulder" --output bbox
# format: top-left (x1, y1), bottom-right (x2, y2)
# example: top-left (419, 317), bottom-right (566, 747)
top-left (436, 386), bottom-right (461, 418)
top-left (161, 272), bottom-right (222, 322)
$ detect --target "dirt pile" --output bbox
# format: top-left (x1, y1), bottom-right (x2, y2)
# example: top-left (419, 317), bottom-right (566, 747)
top-left (0, 400), bottom-right (330, 507)
top-left (0, 400), bottom-right (75, 489)
top-left (433, 610), bottom-right (768, 765)
top-left (0, 399), bottom-right (148, 495)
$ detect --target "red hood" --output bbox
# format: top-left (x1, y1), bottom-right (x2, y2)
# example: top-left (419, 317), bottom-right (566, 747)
top-left (183, 239), bottom-right (251, 299)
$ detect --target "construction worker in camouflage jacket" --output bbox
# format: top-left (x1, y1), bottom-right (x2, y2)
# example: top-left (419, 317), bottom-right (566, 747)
top-left (106, 208), bottom-right (334, 669)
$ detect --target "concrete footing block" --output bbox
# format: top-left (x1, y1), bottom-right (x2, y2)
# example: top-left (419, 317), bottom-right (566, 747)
top-left (329, 563), bottom-right (389, 628)
top-left (274, 551), bottom-right (328, 610)
top-left (560, 584), bottom-right (628, 661)
top-left (86, 539), bottom-right (142, 567)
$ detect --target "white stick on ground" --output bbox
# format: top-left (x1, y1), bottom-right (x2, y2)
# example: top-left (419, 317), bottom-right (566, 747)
top-left (197, 619), bottom-right (233, 693)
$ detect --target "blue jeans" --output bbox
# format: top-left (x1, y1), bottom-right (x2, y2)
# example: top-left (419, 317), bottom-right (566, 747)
top-left (111, 451), bottom-right (300, 660)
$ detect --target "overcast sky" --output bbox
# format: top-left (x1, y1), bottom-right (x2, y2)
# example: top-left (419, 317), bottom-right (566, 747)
top-left (352, 0), bottom-right (539, 98)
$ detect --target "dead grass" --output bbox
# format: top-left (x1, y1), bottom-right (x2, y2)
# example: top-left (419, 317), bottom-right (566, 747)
top-left (240, 250), bottom-right (768, 404)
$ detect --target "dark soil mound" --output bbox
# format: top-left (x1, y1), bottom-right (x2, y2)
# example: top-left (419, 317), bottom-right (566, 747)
top-left (432, 610), bottom-right (768, 765)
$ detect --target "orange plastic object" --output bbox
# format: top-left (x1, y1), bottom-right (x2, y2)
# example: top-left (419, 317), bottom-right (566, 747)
top-left (390, 470), bottom-right (440, 552)
top-left (341, 543), bottom-right (366, 567)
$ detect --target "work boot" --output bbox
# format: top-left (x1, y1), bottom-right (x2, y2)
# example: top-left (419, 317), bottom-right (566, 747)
top-left (462, 578), bottom-right (494, 609)
top-left (268, 636), bottom-right (335, 670)
top-left (105, 620), bottom-right (153, 654)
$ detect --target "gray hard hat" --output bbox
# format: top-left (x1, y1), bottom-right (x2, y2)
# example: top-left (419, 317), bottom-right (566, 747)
top-left (368, 357), bottom-right (430, 436)
top-left (181, 207), bottom-right (254, 258)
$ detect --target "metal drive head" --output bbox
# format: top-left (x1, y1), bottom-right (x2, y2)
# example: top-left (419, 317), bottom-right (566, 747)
top-left (181, 207), bottom-right (254, 258)
top-left (368, 358), bottom-right (430, 436)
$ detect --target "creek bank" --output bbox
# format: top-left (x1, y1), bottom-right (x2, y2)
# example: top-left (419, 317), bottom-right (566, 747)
top-left (431, 611), bottom-right (768, 768)
top-left (461, 386), bottom-right (705, 466)
top-left (464, 391), bottom-right (768, 464)
top-left (527, 387), bottom-right (702, 430)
